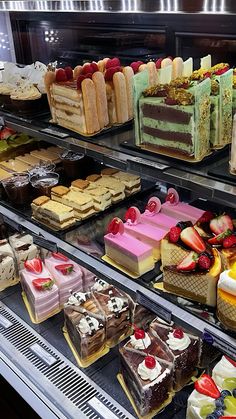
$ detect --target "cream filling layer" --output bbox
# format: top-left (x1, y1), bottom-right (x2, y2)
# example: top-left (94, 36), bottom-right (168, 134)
top-left (105, 243), bottom-right (154, 275)
top-left (31, 203), bottom-right (74, 223)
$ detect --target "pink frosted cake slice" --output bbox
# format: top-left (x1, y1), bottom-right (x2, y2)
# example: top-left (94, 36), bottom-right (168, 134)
top-left (161, 188), bottom-right (204, 223)
top-left (104, 218), bottom-right (154, 276)
top-left (141, 198), bottom-right (177, 230)
top-left (124, 207), bottom-right (166, 260)
top-left (44, 252), bottom-right (83, 306)
top-left (20, 258), bottom-right (59, 322)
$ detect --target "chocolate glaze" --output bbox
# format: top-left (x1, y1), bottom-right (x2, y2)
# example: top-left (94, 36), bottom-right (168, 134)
top-left (142, 103), bottom-right (192, 124)
top-left (143, 125), bottom-right (193, 145)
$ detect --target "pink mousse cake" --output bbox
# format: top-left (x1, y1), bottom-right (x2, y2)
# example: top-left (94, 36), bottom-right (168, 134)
top-left (141, 197), bottom-right (177, 230)
top-left (124, 207), bottom-right (166, 261)
top-left (44, 252), bottom-right (83, 306)
top-left (161, 188), bottom-right (204, 223)
top-left (20, 258), bottom-right (59, 322)
top-left (104, 218), bottom-right (154, 276)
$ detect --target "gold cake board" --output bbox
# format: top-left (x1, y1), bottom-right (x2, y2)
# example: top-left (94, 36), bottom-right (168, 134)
top-left (117, 373), bottom-right (174, 419)
top-left (22, 291), bottom-right (61, 324)
top-left (62, 325), bottom-right (109, 368)
top-left (102, 255), bottom-right (140, 279)
top-left (50, 118), bottom-right (133, 137)
top-left (138, 143), bottom-right (212, 163)
top-left (153, 281), bottom-right (171, 293)
top-left (0, 277), bottom-right (19, 292)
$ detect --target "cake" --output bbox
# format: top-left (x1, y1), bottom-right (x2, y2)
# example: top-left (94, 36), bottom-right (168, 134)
top-left (70, 179), bottom-right (112, 211)
top-left (230, 112), bottom-right (236, 175)
top-left (79, 266), bottom-right (96, 291)
top-left (131, 302), bottom-right (156, 329)
top-left (0, 252), bottom-right (16, 291)
top-left (31, 195), bottom-right (76, 230)
top-left (119, 345), bottom-right (173, 416)
top-left (217, 266), bottom-right (236, 331)
top-left (141, 197), bottom-right (177, 230)
top-left (15, 154), bottom-right (41, 167)
top-left (101, 168), bottom-right (141, 196)
top-left (44, 252), bottom-right (83, 306)
top-left (161, 188), bottom-right (205, 223)
top-left (135, 75), bottom-right (211, 161)
top-left (0, 159), bottom-right (31, 173)
top-left (20, 258), bottom-right (60, 322)
top-left (86, 174), bottom-right (125, 203)
top-left (104, 217), bottom-right (155, 276)
top-left (9, 233), bottom-right (39, 270)
top-left (51, 185), bottom-right (96, 220)
top-left (124, 206), bottom-right (167, 261)
top-left (212, 355), bottom-right (236, 389)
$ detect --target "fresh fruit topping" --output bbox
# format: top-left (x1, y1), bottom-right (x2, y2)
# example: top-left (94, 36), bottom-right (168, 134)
top-left (180, 227), bottom-right (206, 253)
top-left (200, 404), bottom-right (215, 418)
top-left (24, 258), bottom-right (43, 274)
top-left (105, 57), bottom-right (121, 69)
top-left (55, 263), bottom-right (74, 275)
top-left (0, 127), bottom-right (16, 140)
top-left (169, 226), bottom-right (182, 243)
top-left (76, 74), bottom-right (86, 89)
top-left (104, 66), bottom-right (122, 81)
top-left (145, 197), bottom-right (162, 214)
top-left (214, 66), bottom-right (229, 75)
top-left (223, 235), bottom-right (236, 249)
top-left (134, 329), bottom-right (145, 340)
top-left (55, 68), bottom-right (67, 82)
top-left (176, 221), bottom-right (193, 230)
top-left (224, 395), bottom-right (236, 414)
top-left (173, 328), bottom-right (184, 339)
top-left (144, 356), bottom-right (156, 369)
top-left (125, 207), bottom-right (141, 224)
top-left (225, 356), bottom-right (236, 367)
top-left (203, 71), bottom-right (211, 79)
top-left (194, 374), bottom-right (221, 399)
top-left (64, 66), bottom-right (73, 80)
top-left (223, 378), bottom-right (236, 391)
top-left (208, 229), bottom-right (232, 245)
top-left (198, 254), bottom-right (212, 271)
top-left (198, 211), bottom-right (215, 224)
top-left (165, 188), bottom-right (179, 205)
top-left (210, 215), bottom-right (234, 235)
top-left (107, 217), bottom-right (124, 235)
top-left (81, 63), bottom-right (94, 75)
top-left (165, 97), bottom-right (178, 105)
top-left (130, 61), bottom-right (143, 73)
top-left (155, 58), bottom-right (163, 69)
top-left (221, 390), bottom-right (232, 398)
top-left (177, 251), bottom-right (198, 272)
top-left (32, 278), bottom-right (54, 291)
top-left (91, 62), bottom-right (99, 72)
top-left (215, 397), bottom-right (226, 408)
top-left (51, 252), bottom-right (69, 261)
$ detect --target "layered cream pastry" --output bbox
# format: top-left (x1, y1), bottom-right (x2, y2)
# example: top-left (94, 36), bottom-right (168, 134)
top-left (30, 149), bottom-right (61, 164)
top-left (0, 159), bottom-right (31, 173)
top-left (0, 83), bottom-right (15, 95)
top-left (31, 195), bottom-right (76, 230)
top-left (9, 233), bottom-right (39, 270)
top-left (10, 84), bottom-right (41, 101)
top-left (15, 154), bottom-right (41, 167)
top-left (87, 174), bottom-right (125, 203)
top-left (51, 186), bottom-right (95, 220)
top-left (217, 266), bottom-right (236, 331)
top-left (70, 179), bottom-right (112, 211)
top-left (0, 168), bottom-right (12, 181)
top-left (101, 168), bottom-right (141, 196)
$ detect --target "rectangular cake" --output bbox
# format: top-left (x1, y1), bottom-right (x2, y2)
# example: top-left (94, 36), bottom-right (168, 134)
top-left (0, 253), bottom-right (16, 291)
top-left (9, 233), bottom-right (39, 270)
top-left (51, 186), bottom-right (95, 220)
top-left (101, 168), bottom-right (141, 196)
top-left (31, 195), bottom-right (76, 230)
top-left (70, 179), bottom-right (112, 211)
top-left (86, 174), bottom-right (125, 203)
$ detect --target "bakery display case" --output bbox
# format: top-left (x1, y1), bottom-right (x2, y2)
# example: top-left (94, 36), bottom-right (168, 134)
top-left (0, 2), bottom-right (236, 419)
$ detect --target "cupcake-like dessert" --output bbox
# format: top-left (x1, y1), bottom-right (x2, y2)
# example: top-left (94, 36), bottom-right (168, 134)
top-left (0, 83), bottom-right (15, 108)
top-left (10, 83), bottom-right (49, 115)
top-left (217, 265), bottom-right (236, 331)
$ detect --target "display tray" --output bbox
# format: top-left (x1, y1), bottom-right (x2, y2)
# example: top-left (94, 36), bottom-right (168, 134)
top-left (208, 160), bottom-right (236, 184)
top-left (121, 139), bottom-right (229, 167)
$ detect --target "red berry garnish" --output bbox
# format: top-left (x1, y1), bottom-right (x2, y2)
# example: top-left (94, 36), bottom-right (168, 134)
top-left (223, 235), bottom-right (236, 249)
top-left (91, 62), bottom-right (99, 72)
top-left (81, 64), bottom-right (94, 75)
top-left (104, 66), bottom-right (122, 81)
top-left (134, 329), bottom-right (145, 340)
top-left (105, 57), bottom-right (121, 69)
top-left (198, 211), bottom-right (215, 224)
top-left (155, 58), bottom-right (163, 69)
top-left (166, 192), bottom-right (175, 204)
top-left (64, 66), bottom-right (73, 80)
top-left (24, 258), bottom-right (43, 274)
top-left (55, 68), bottom-right (67, 82)
top-left (85, 73), bottom-right (93, 79)
top-left (144, 356), bottom-right (156, 369)
top-left (146, 201), bottom-right (157, 213)
top-left (173, 328), bottom-right (184, 339)
top-left (169, 226), bottom-right (181, 243)
top-left (51, 252), bottom-right (69, 261)
top-left (203, 72), bottom-right (211, 79)
top-left (198, 254), bottom-right (211, 270)
top-left (107, 217), bottom-right (124, 235)
top-left (214, 67), bottom-right (229, 75)
top-left (195, 374), bottom-right (220, 399)
top-left (77, 74), bottom-right (86, 89)
top-left (130, 61), bottom-right (143, 73)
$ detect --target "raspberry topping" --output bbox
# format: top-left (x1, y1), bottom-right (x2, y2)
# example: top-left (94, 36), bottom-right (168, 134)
top-left (104, 66), bottom-right (122, 81)
top-left (55, 68), bottom-right (67, 82)
top-left (198, 254), bottom-right (211, 270)
top-left (64, 66), bottom-right (73, 80)
top-left (169, 226), bottom-right (181, 243)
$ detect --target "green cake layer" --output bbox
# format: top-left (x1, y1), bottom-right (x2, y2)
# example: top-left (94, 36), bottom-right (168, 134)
top-left (210, 95), bottom-right (219, 147)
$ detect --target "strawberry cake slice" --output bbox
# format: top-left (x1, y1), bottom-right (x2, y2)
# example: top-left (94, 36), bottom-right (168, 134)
top-left (20, 258), bottom-right (60, 322)
top-left (44, 252), bottom-right (83, 306)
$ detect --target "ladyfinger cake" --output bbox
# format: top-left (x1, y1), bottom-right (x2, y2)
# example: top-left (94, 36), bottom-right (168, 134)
top-left (217, 264), bottom-right (236, 331)
top-left (124, 206), bottom-right (167, 261)
top-left (51, 185), bottom-right (95, 220)
top-left (31, 195), bottom-right (76, 230)
top-left (101, 168), bottom-right (141, 196)
top-left (104, 217), bottom-right (155, 276)
top-left (20, 258), bottom-right (60, 322)
top-left (9, 233), bottom-right (39, 270)
top-left (86, 174), bottom-right (125, 203)
top-left (44, 252), bottom-right (83, 306)
top-left (70, 179), bottom-right (112, 211)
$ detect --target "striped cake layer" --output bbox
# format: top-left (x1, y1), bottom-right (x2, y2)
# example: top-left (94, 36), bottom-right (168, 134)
top-left (210, 95), bottom-right (220, 147)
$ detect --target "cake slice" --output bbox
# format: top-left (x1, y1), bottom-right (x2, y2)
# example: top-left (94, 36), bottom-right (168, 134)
top-left (104, 218), bottom-right (155, 276)
top-left (0, 159), bottom-right (31, 173)
top-left (101, 168), bottom-right (141, 196)
top-left (15, 154), bottom-right (41, 167)
top-left (87, 174), bottom-right (125, 203)
top-left (51, 185), bottom-right (96, 220)
top-left (141, 196), bottom-right (181, 230)
top-left (0, 239), bottom-right (15, 257)
top-left (0, 168), bottom-right (14, 180)
top-left (161, 188), bottom-right (204, 223)
top-left (217, 266), bottom-right (236, 331)
top-left (9, 233), bottom-right (39, 270)
top-left (0, 253), bottom-right (16, 291)
top-left (30, 148), bottom-right (61, 164)
top-left (44, 252), bottom-right (83, 306)
top-left (70, 179), bottom-right (112, 211)
top-left (31, 195), bottom-right (76, 230)
top-left (20, 258), bottom-right (60, 322)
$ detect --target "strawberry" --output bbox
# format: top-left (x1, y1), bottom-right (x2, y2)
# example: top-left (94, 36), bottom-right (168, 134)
top-left (91, 62), bottom-right (99, 72)
top-left (198, 211), bottom-right (215, 224)
top-left (165, 97), bottom-right (178, 105)
top-left (130, 61), bottom-right (143, 73)
top-left (173, 328), bottom-right (184, 339)
top-left (81, 63), bottom-right (94, 75)
top-left (144, 356), bottom-right (156, 369)
top-left (225, 356), bottom-right (236, 367)
top-left (155, 58), bottom-right (163, 69)
top-left (210, 214), bottom-right (234, 235)
top-left (64, 66), bottom-right (73, 80)
top-left (134, 329), bottom-right (145, 340)
top-left (32, 278), bottom-right (54, 291)
top-left (208, 229), bottom-right (232, 245)
top-left (55, 68), bottom-right (67, 82)
top-left (105, 57), bottom-right (121, 69)
top-left (125, 207), bottom-right (140, 224)
top-left (177, 251), bottom-right (198, 272)
top-left (107, 217), bottom-right (124, 235)
top-left (198, 254), bottom-right (211, 270)
top-left (76, 74), bottom-right (86, 89)
top-left (24, 258), bottom-right (43, 274)
top-left (169, 226), bottom-right (181, 243)
top-left (180, 227), bottom-right (206, 253)
top-left (51, 252), bottom-right (69, 262)
top-left (0, 127), bottom-right (16, 140)
top-left (55, 263), bottom-right (74, 275)
top-left (194, 374), bottom-right (221, 399)
top-left (223, 235), bottom-right (236, 248)
top-left (104, 66), bottom-right (122, 81)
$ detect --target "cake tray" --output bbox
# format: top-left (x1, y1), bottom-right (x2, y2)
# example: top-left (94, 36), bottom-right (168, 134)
top-left (0, 276), bottom-right (19, 292)
top-left (22, 291), bottom-right (61, 324)
top-left (208, 160), bottom-right (236, 184)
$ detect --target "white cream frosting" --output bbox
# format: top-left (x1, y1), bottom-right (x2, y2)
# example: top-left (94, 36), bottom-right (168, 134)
top-left (187, 389), bottom-right (215, 419)
top-left (212, 355), bottom-right (236, 388)
top-left (107, 297), bottom-right (124, 312)
top-left (92, 279), bottom-right (108, 291)
top-left (78, 317), bottom-right (99, 335)
top-left (66, 292), bottom-right (87, 306)
top-left (166, 331), bottom-right (191, 351)
top-left (218, 270), bottom-right (236, 296)
top-left (130, 333), bottom-right (151, 350)
top-left (137, 359), bottom-right (162, 381)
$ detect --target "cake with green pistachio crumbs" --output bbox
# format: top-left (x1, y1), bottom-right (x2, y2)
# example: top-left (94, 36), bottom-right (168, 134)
top-left (135, 76), bottom-right (211, 161)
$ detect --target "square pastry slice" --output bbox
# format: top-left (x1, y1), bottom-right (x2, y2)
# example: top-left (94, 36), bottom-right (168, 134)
top-left (31, 195), bottom-right (76, 230)
top-left (51, 186), bottom-right (95, 220)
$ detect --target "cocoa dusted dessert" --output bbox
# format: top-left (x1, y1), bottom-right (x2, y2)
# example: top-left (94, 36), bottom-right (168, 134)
top-left (131, 302), bottom-right (156, 329)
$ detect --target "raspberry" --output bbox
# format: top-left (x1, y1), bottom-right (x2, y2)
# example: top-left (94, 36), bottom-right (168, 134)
top-left (105, 57), bottom-right (121, 69)
top-left (130, 61), bottom-right (143, 73)
top-left (198, 254), bottom-right (211, 270)
top-left (64, 66), bottom-right (73, 80)
top-left (91, 62), bottom-right (99, 72)
top-left (198, 211), bottom-right (215, 224)
top-left (76, 74), bottom-right (86, 89)
top-left (104, 66), bottom-right (121, 81)
top-left (173, 328), bottom-right (184, 339)
top-left (223, 235), bottom-right (236, 248)
top-left (55, 68), bottom-right (67, 82)
top-left (81, 64), bottom-right (94, 75)
top-left (155, 58), bottom-right (163, 69)
top-left (169, 226), bottom-right (181, 243)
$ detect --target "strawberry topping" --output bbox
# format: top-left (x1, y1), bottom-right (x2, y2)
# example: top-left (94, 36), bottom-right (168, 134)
top-left (198, 211), bottom-right (215, 224)
top-left (194, 374), bottom-right (221, 399)
top-left (125, 207), bottom-right (138, 224)
top-left (104, 66), bottom-right (122, 81)
top-left (223, 235), bottom-right (236, 248)
top-left (144, 356), bottom-right (156, 369)
top-left (64, 66), bottom-right (73, 80)
top-left (173, 328), bottom-right (184, 339)
top-left (55, 263), bottom-right (74, 275)
top-left (24, 258), bottom-right (43, 274)
top-left (32, 278), bottom-right (54, 291)
top-left (177, 251), bottom-right (198, 272)
top-left (105, 57), bottom-right (121, 69)
top-left (107, 217), bottom-right (124, 235)
top-left (208, 229), bottom-right (232, 245)
top-left (214, 66), bottom-right (229, 75)
top-left (0, 127), bottom-right (16, 140)
top-left (198, 254), bottom-right (211, 270)
top-left (180, 227), bottom-right (206, 253)
top-left (169, 226), bottom-right (181, 243)
top-left (210, 214), bottom-right (233, 235)
top-left (55, 68), bottom-right (67, 82)
top-left (134, 329), bottom-right (145, 340)
top-left (51, 252), bottom-right (69, 261)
